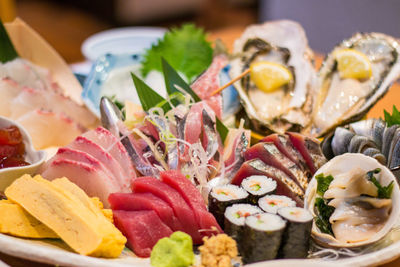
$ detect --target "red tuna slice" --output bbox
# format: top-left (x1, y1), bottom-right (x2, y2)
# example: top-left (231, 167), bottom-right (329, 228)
top-left (131, 177), bottom-right (202, 244)
top-left (244, 142), bottom-right (308, 191)
top-left (68, 136), bottom-right (130, 192)
top-left (41, 159), bottom-right (121, 208)
top-left (160, 170), bottom-right (222, 236)
top-left (108, 192), bottom-right (182, 231)
top-left (83, 127), bottom-right (135, 183)
top-left (231, 159), bottom-right (304, 207)
top-left (261, 133), bottom-right (309, 172)
top-left (113, 210), bottom-right (173, 257)
top-left (287, 132), bottom-right (327, 175)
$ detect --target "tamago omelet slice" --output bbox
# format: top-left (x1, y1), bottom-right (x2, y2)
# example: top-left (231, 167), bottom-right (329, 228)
top-left (5, 174), bottom-right (126, 258)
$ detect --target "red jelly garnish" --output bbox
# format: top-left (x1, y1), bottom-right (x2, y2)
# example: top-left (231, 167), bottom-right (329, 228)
top-left (0, 126), bottom-right (23, 145)
top-left (0, 126), bottom-right (29, 169)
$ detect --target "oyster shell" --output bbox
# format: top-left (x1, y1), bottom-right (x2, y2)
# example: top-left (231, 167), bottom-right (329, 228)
top-left (305, 153), bottom-right (400, 248)
top-left (307, 33), bottom-right (400, 137)
top-left (230, 20), bottom-right (317, 133)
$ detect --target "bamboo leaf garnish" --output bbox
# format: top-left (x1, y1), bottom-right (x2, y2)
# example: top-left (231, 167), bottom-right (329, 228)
top-left (0, 19), bottom-right (19, 63)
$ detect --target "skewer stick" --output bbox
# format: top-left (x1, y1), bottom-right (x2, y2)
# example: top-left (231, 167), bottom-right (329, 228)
top-left (210, 69), bottom-right (251, 96)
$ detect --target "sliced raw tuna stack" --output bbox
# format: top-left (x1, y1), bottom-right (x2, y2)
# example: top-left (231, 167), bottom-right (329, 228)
top-left (231, 133), bottom-right (326, 207)
top-left (41, 127), bottom-right (136, 207)
top-left (109, 170), bottom-right (222, 257)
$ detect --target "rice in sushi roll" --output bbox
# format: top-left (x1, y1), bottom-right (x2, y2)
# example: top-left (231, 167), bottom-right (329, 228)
top-left (277, 207), bottom-right (312, 259)
top-left (242, 213), bottom-right (286, 263)
top-left (209, 185), bottom-right (248, 227)
top-left (241, 175), bottom-right (277, 204)
top-left (258, 195), bottom-right (296, 214)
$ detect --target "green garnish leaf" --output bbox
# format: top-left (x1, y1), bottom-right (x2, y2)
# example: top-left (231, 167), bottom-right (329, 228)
top-left (216, 118), bottom-right (229, 143)
top-left (0, 19), bottom-right (19, 63)
top-left (367, 168), bottom-right (394, 199)
top-left (131, 72), bottom-right (169, 112)
top-left (316, 173), bottom-right (334, 196)
top-left (384, 105), bottom-right (400, 127)
top-left (141, 24), bottom-right (213, 82)
top-left (314, 197), bottom-right (335, 235)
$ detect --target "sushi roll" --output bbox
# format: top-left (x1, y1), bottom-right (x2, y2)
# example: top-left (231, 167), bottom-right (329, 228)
top-left (241, 175), bottom-right (277, 204)
top-left (277, 207), bottom-right (313, 259)
top-left (242, 213), bottom-right (286, 263)
top-left (224, 204), bottom-right (261, 253)
top-left (209, 185), bottom-right (248, 227)
top-left (258, 195), bottom-right (296, 214)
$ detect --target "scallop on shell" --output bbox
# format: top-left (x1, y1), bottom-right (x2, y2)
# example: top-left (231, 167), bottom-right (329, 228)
top-left (305, 153), bottom-right (400, 248)
top-left (230, 20), bottom-right (317, 134)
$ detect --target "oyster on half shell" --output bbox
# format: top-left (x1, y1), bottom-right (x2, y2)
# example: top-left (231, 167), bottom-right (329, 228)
top-left (230, 20), bottom-right (317, 134)
top-left (305, 153), bottom-right (400, 248)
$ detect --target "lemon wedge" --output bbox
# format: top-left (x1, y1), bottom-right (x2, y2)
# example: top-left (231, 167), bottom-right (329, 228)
top-left (250, 61), bottom-right (293, 93)
top-left (334, 48), bottom-right (372, 80)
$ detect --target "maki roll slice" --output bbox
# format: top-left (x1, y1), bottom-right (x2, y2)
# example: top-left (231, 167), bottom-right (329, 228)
top-left (224, 204), bottom-right (261, 253)
top-left (242, 213), bottom-right (286, 263)
top-left (277, 207), bottom-right (312, 259)
top-left (258, 195), bottom-right (296, 214)
top-left (209, 185), bottom-right (248, 227)
top-left (241, 175), bottom-right (277, 204)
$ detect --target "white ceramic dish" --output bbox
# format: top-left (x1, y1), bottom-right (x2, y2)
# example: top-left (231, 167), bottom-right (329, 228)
top-left (81, 27), bottom-right (166, 61)
top-left (0, 116), bottom-right (46, 192)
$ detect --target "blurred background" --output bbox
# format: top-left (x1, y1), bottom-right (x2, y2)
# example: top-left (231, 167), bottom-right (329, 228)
top-left (2, 0), bottom-right (400, 61)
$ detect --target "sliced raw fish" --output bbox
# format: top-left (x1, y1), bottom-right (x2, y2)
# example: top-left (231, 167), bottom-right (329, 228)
top-left (108, 192), bottom-right (182, 231)
top-left (244, 142), bottom-right (308, 190)
top-left (16, 109), bottom-right (84, 149)
top-left (113, 210), bottom-right (173, 258)
top-left (287, 132), bottom-right (326, 174)
top-left (231, 159), bottom-right (304, 206)
top-left (0, 78), bottom-right (20, 117)
top-left (131, 177), bottom-right (202, 243)
top-left (68, 136), bottom-right (130, 191)
top-left (41, 159), bottom-right (121, 207)
top-left (83, 127), bottom-right (135, 185)
top-left (160, 170), bottom-right (222, 236)
top-left (261, 133), bottom-right (309, 172)
top-left (223, 129), bottom-right (251, 181)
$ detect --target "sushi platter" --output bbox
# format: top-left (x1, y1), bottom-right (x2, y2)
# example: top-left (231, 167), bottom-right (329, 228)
top-left (1, 17), bottom-right (400, 267)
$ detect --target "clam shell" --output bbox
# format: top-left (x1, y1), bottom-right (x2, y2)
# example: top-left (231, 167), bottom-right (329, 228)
top-left (305, 153), bottom-right (400, 248)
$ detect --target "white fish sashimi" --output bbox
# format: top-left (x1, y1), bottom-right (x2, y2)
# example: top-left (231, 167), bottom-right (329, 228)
top-left (41, 158), bottom-right (120, 208)
top-left (16, 109), bottom-right (84, 149)
top-left (0, 78), bottom-right (21, 117)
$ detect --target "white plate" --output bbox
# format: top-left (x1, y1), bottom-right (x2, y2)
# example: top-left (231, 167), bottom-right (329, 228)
top-left (81, 27), bottom-right (166, 61)
top-left (1, 227), bottom-right (400, 267)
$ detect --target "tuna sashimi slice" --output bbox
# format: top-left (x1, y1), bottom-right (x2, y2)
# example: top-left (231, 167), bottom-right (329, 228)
top-left (231, 159), bottom-right (304, 207)
top-left (287, 132), bottom-right (327, 175)
top-left (244, 142), bottom-right (308, 191)
top-left (113, 210), bottom-right (173, 257)
top-left (68, 136), bottom-right (130, 192)
top-left (108, 192), bottom-right (182, 231)
top-left (83, 127), bottom-right (135, 184)
top-left (41, 158), bottom-right (120, 207)
top-left (131, 177), bottom-right (202, 244)
top-left (160, 170), bottom-right (222, 236)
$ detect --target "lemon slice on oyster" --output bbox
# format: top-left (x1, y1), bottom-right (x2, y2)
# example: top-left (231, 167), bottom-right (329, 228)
top-left (335, 48), bottom-right (372, 80)
top-left (250, 61), bottom-right (293, 93)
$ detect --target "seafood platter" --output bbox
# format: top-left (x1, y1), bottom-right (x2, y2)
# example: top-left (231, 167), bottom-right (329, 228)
top-left (2, 17), bottom-right (400, 267)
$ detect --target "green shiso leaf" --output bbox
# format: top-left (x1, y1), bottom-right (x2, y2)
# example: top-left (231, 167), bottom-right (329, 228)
top-left (316, 173), bottom-right (334, 196)
top-left (384, 105), bottom-right (400, 127)
top-left (216, 118), bottom-right (229, 143)
top-left (0, 19), bottom-right (18, 63)
top-left (366, 168), bottom-right (394, 199)
top-left (141, 24), bottom-right (213, 82)
top-left (130, 72), bottom-right (169, 113)
top-left (314, 197), bottom-right (335, 236)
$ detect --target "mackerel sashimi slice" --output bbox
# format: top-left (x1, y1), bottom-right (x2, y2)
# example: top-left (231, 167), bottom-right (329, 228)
top-left (287, 132), bottom-right (327, 175)
top-left (244, 142), bottom-right (308, 191)
top-left (231, 159), bottom-right (304, 207)
top-left (41, 159), bottom-right (120, 208)
top-left (108, 192), bottom-right (182, 231)
top-left (131, 177), bottom-right (202, 243)
top-left (113, 210), bottom-right (173, 258)
top-left (160, 170), bottom-right (222, 236)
